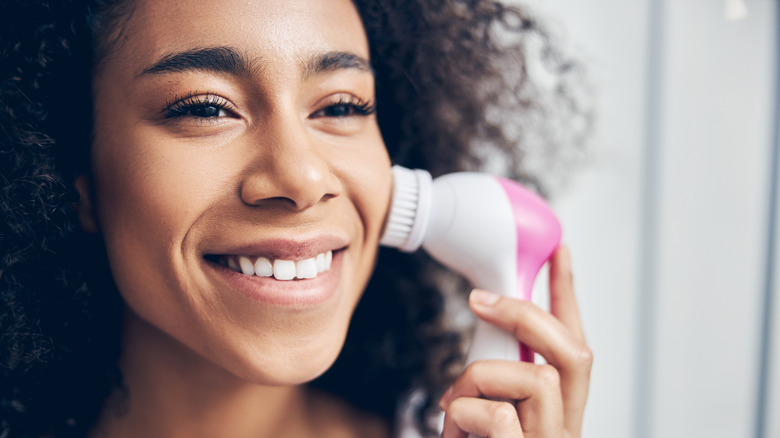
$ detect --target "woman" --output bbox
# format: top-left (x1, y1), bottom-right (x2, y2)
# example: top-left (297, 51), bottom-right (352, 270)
top-left (0, 0), bottom-right (592, 436)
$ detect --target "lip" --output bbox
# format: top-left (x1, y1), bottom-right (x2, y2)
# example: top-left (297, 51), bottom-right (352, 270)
top-left (204, 235), bottom-right (349, 260)
top-left (202, 235), bottom-right (348, 306)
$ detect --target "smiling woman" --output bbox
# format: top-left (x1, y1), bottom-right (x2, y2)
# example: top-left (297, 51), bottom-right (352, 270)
top-left (82, 1), bottom-right (391, 398)
top-left (0, 0), bottom-right (592, 437)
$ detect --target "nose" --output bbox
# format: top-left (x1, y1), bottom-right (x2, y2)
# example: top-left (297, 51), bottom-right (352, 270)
top-left (239, 117), bottom-right (341, 211)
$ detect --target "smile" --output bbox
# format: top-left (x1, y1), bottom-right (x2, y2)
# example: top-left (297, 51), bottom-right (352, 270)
top-left (218, 251), bottom-right (333, 281)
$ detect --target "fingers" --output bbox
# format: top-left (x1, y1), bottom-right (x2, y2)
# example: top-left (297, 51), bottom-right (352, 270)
top-left (467, 245), bottom-right (592, 435)
top-left (546, 245), bottom-right (591, 433)
top-left (441, 397), bottom-right (525, 438)
top-left (468, 288), bottom-right (590, 376)
top-left (439, 360), bottom-right (563, 437)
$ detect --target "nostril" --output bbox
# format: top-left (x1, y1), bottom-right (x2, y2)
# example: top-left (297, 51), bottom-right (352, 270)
top-left (237, 148), bottom-right (341, 209)
top-left (243, 194), bottom-right (332, 211)
top-left (239, 175), bottom-right (340, 210)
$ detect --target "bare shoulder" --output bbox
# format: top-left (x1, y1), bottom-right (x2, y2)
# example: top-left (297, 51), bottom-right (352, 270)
top-left (305, 388), bottom-right (391, 438)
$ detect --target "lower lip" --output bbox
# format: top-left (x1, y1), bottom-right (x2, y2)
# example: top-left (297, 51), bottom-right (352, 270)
top-left (205, 251), bottom-right (344, 306)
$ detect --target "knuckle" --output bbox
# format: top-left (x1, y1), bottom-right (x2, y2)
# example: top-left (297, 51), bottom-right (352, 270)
top-left (462, 360), bottom-right (487, 382)
top-left (444, 398), bottom-right (471, 429)
top-left (514, 298), bottom-right (535, 316)
top-left (535, 364), bottom-right (561, 390)
top-left (508, 300), bottom-right (535, 330)
top-left (570, 345), bottom-right (594, 373)
top-left (446, 396), bottom-right (468, 417)
top-left (490, 401), bottom-right (519, 429)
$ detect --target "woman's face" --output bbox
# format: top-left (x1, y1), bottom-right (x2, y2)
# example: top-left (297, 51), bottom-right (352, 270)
top-left (86, 0), bottom-right (391, 384)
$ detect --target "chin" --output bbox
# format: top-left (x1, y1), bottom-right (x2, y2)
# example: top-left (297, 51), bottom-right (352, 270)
top-left (216, 327), bottom-right (350, 387)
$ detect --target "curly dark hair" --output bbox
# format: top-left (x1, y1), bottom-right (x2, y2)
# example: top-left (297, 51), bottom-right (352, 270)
top-left (0, 0), bottom-right (591, 436)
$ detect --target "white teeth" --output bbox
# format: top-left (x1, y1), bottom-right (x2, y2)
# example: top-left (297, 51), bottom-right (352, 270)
top-left (273, 259), bottom-right (296, 281)
top-left (238, 256), bottom-right (255, 276)
top-left (224, 250), bottom-right (334, 280)
top-left (296, 258), bottom-right (318, 279)
top-left (254, 257), bottom-right (273, 277)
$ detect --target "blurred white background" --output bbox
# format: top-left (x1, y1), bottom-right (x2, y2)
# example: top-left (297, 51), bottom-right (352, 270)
top-left (519, 0), bottom-right (779, 437)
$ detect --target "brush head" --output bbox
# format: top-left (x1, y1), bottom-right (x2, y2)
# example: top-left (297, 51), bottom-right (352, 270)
top-left (379, 166), bottom-right (432, 252)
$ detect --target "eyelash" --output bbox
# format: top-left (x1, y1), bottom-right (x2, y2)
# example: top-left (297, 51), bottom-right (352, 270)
top-left (162, 93), bottom-right (376, 120)
top-left (163, 93), bottom-right (234, 119)
top-left (310, 97), bottom-right (376, 119)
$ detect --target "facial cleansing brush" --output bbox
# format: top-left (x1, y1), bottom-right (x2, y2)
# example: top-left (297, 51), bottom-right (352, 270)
top-left (380, 165), bottom-right (561, 364)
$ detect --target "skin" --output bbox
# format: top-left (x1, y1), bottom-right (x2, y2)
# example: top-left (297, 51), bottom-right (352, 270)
top-left (76, 0), bottom-right (591, 436)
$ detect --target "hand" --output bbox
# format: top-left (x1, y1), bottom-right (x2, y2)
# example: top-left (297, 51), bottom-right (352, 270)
top-left (438, 246), bottom-right (592, 438)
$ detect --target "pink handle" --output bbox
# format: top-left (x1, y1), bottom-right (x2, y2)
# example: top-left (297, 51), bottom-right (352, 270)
top-left (497, 178), bottom-right (561, 362)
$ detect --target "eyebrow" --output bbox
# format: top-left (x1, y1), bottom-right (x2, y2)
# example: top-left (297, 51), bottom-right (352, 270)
top-left (138, 47), bottom-right (372, 79)
top-left (301, 51), bottom-right (373, 79)
top-left (139, 47), bottom-right (255, 77)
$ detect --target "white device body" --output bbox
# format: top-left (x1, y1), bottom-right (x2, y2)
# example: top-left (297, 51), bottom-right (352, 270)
top-left (423, 173), bottom-right (522, 364)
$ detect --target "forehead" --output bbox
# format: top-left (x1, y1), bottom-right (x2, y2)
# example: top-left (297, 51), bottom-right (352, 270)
top-left (109, 0), bottom-right (369, 75)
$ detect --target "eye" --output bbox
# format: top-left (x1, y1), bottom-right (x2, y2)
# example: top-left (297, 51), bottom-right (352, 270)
top-left (311, 97), bottom-right (376, 119)
top-left (188, 105), bottom-right (225, 118)
top-left (163, 93), bottom-right (236, 120)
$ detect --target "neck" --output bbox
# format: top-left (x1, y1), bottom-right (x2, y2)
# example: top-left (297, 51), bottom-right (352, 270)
top-left (89, 311), bottom-right (312, 438)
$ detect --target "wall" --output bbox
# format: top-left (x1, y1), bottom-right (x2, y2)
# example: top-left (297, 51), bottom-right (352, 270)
top-left (519, 1), bottom-right (778, 437)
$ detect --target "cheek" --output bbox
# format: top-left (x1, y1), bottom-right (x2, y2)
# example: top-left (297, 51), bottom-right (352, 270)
top-left (94, 142), bottom-right (176, 249)
top-left (88, 130), bottom-right (235, 360)
top-left (345, 137), bottom-right (392, 241)
top-left (358, 166), bottom-right (392, 239)
top-left (322, 131), bottom-right (391, 291)
top-left (347, 141), bottom-right (392, 281)
top-left (91, 126), bottom-right (228, 234)
top-left (354, 174), bottom-right (392, 291)
top-left (89, 129), bottom-right (222, 294)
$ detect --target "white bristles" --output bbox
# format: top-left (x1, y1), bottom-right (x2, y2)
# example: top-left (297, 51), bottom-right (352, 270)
top-left (379, 166), bottom-right (433, 252)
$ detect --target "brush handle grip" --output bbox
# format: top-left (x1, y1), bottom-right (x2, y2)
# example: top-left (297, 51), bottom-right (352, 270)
top-left (380, 167), bottom-right (561, 437)
top-left (463, 177), bottom-right (560, 437)
top-left (423, 174), bottom-right (560, 364)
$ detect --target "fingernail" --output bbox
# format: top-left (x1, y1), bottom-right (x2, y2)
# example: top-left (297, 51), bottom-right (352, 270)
top-left (469, 289), bottom-right (500, 308)
top-left (438, 386), bottom-right (453, 409)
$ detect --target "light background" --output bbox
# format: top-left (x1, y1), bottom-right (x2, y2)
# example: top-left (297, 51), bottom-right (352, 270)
top-left (516, 1), bottom-right (779, 437)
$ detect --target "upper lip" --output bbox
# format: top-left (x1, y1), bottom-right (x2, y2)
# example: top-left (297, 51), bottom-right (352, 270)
top-left (203, 234), bottom-right (349, 261)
